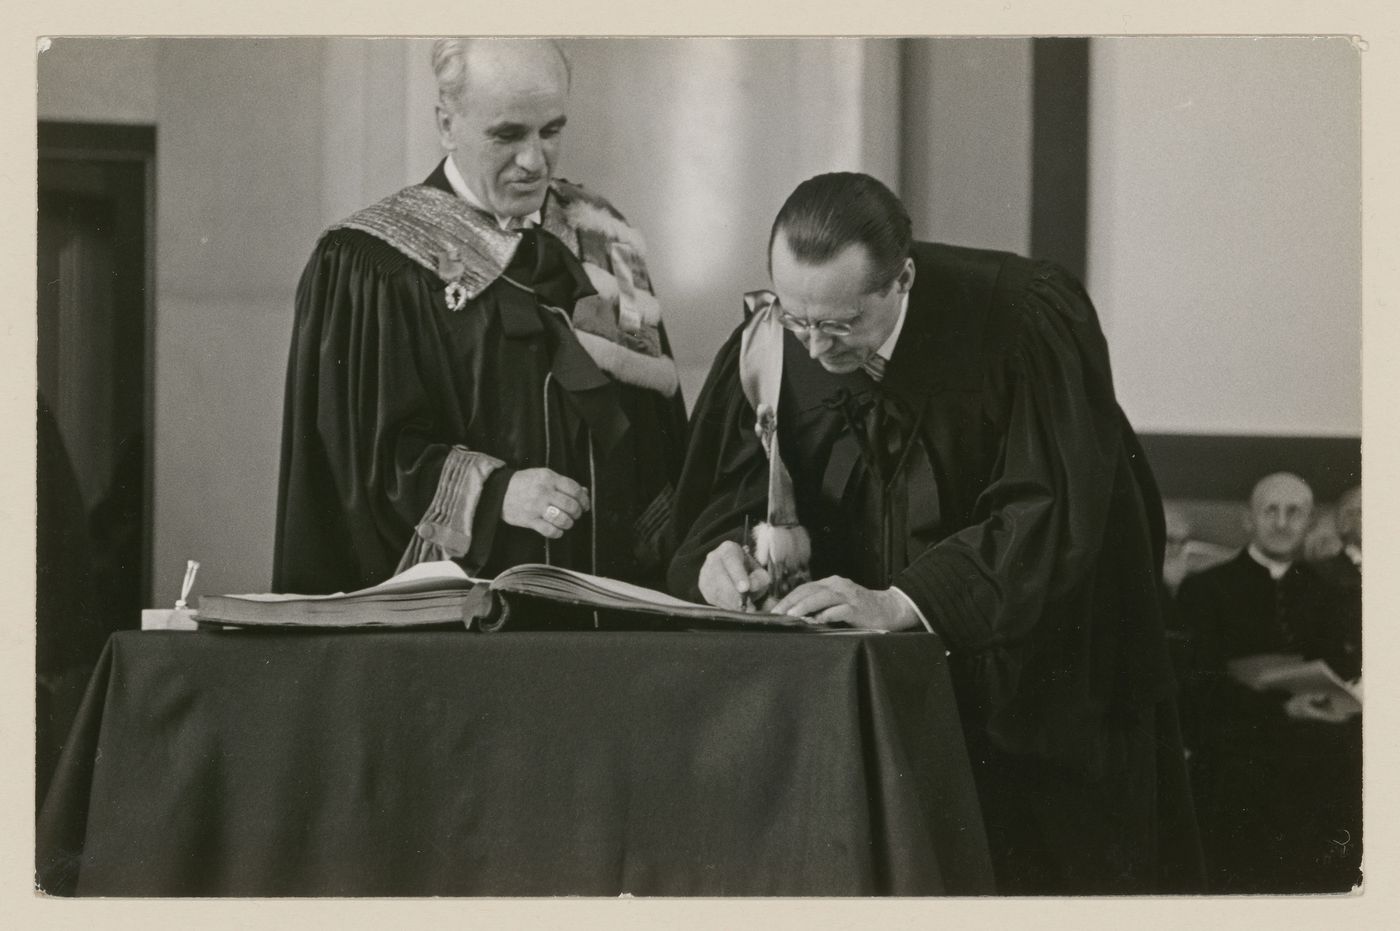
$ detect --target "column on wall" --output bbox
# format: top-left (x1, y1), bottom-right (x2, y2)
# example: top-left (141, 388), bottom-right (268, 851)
top-left (899, 38), bottom-right (1035, 257)
top-left (320, 38), bottom-right (442, 225)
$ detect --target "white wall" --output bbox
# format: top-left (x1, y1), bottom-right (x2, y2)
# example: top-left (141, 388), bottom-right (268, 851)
top-left (1087, 37), bottom-right (1361, 437)
top-left (150, 39), bottom-right (328, 603)
top-left (37, 38), bottom-right (157, 124)
top-left (320, 38), bottom-right (440, 225)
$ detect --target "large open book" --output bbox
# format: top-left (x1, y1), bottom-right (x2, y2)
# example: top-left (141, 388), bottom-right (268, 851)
top-left (1226, 653), bottom-right (1362, 717)
top-left (463, 563), bottom-right (844, 632)
top-left (196, 561), bottom-right (844, 633)
top-left (196, 561), bottom-right (479, 629)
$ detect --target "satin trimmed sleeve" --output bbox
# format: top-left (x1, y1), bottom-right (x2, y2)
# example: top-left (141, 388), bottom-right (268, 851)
top-left (396, 446), bottom-right (508, 573)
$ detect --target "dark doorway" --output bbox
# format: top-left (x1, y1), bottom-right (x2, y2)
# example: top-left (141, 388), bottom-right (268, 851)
top-left (36, 121), bottom-right (155, 809)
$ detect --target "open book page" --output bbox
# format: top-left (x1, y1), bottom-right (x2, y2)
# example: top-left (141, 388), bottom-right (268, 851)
top-left (217, 561), bottom-right (474, 604)
top-left (1227, 653), bottom-right (1361, 707)
top-left (494, 564), bottom-right (699, 610)
top-left (1180, 539), bottom-right (1237, 575)
top-left (486, 563), bottom-right (852, 630)
top-left (367, 560), bottom-right (473, 594)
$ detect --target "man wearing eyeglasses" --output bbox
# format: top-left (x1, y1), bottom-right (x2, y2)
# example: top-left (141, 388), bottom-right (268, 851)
top-left (667, 172), bottom-right (1200, 894)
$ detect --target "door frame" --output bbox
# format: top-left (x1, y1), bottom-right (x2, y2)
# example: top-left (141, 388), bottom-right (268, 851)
top-left (38, 121), bottom-right (157, 604)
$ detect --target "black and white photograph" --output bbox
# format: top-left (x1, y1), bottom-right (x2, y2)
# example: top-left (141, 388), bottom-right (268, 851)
top-left (23, 18), bottom-right (1385, 913)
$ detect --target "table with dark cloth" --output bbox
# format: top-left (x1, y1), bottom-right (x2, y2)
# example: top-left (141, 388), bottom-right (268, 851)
top-left (37, 628), bottom-right (993, 896)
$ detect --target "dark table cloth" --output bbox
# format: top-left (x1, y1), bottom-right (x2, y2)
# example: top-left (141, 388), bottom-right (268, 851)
top-left (37, 628), bottom-right (992, 896)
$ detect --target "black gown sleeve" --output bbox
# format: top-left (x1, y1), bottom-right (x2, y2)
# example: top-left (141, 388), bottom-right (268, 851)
top-left (888, 266), bottom-right (1179, 743)
top-left (893, 269), bottom-right (1129, 650)
top-left (273, 231), bottom-right (508, 593)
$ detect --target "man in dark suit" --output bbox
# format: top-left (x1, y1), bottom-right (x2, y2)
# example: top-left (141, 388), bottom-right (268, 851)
top-left (1177, 472), bottom-right (1361, 893)
top-left (669, 172), bottom-right (1201, 894)
top-left (1179, 473), bottom-right (1333, 662)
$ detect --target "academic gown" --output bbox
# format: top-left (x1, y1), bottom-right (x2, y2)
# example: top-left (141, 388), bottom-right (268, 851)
top-left (274, 164), bottom-right (687, 595)
top-left (669, 242), bottom-right (1202, 894)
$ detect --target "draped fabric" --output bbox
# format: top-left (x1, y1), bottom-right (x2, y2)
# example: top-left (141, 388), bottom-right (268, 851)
top-left (669, 242), bottom-right (1202, 892)
top-left (274, 167), bottom-right (687, 594)
top-left (37, 630), bottom-right (994, 897)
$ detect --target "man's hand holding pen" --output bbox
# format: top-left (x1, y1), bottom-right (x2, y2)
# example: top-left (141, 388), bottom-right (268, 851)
top-left (698, 539), bottom-right (772, 612)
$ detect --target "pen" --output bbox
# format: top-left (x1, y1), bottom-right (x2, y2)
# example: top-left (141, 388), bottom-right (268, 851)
top-left (175, 559), bottom-right (200, 611)
top-left (740, 515), bottom-right (753, 612)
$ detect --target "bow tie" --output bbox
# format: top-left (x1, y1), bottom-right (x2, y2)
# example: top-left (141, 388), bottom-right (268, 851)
top-left (823, 386), bottom-right (912, 486)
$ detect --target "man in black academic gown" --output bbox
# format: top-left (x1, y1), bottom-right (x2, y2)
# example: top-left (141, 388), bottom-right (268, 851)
top-left (669, 172), bottom-right (1202, 894)
top-left (275, 39), bottom-right (686, 594)
top-left (1177, 473), bottom-right (1361, 893)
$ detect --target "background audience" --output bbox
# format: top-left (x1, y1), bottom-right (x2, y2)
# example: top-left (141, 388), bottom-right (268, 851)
top-left (1170, 475), bottom-right (1361, 893)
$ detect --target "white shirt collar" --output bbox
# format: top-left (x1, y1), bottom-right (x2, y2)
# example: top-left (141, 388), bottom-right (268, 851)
top-left (1344, 543), bottom-right (1362, 567)
top-left (875, 290), bottom-right (911, 362)
top-left (443, 157), bottom-right (541, 230)
top-left (1247, 544), bottom-right (1293, 581)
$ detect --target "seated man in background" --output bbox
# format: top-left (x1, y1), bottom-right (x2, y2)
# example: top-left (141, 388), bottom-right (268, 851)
top-left (274, 38), bottom-right (687, 594)
top-left (669, 172), bottom-right (1201, 894)
top-left (1177, 472), bottom-right (1361, 893)
top-left (1311, 485), bottom-right (1361, 681)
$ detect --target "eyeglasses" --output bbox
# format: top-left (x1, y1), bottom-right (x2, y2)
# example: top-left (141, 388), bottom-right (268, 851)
top-left (770, 270), bottom-right (903, 338)
top-left (775, 309), bottom-right (857, 337)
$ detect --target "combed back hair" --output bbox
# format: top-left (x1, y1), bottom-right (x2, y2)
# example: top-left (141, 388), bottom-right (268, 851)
top-left (769, 172), bottom-right (913, 292)
top-left (431, 38), bottom-right (572, 110)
